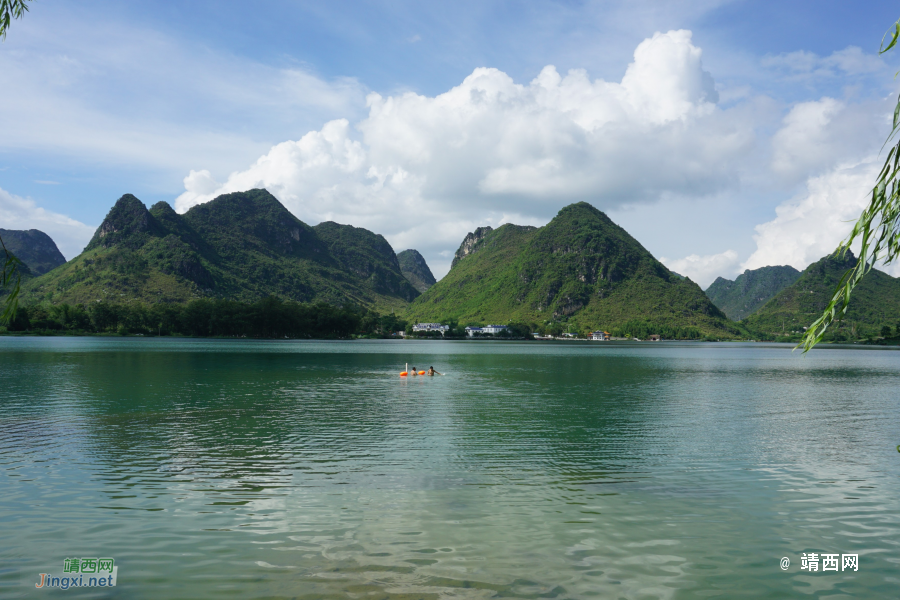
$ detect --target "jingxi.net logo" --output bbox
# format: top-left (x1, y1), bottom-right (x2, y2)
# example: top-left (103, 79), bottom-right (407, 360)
top-left (35, 558), bottom-right (117, 589)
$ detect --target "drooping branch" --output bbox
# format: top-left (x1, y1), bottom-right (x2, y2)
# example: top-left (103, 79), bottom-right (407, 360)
top-left (0, 0), bottom-right (33, 40)
top-left (800, 18), bottom-right (900, 351)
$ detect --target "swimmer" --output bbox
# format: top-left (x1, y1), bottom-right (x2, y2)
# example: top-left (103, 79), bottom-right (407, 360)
top-left (427, 366), bottom-right (442, 376)
top-left (410, 366), bottom-right (418, 376)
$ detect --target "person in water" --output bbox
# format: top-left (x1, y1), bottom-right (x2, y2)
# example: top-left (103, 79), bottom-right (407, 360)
top-left (410, 366), bottom-right (418, 376)
top-left (427, 366), bottom-right (442, 376)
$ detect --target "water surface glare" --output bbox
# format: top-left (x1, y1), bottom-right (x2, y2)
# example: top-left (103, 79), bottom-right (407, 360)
top-left (1, 338), bottom-right (899, 598)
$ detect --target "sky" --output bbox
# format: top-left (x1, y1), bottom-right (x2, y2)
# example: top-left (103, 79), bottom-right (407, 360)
top-left (1, 0), bottom-right (899, 287)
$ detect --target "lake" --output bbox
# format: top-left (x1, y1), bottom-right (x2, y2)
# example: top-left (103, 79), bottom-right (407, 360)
top-left (1, 338), bottom-right (898, 598)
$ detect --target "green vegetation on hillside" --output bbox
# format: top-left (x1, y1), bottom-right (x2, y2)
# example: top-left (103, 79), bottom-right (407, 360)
top-left (706, 265), bottom-right (801, 321)
top-left (743, 251), bottom-right (900, 342)
top-left (314, 221), bottom-right (418, 301)
top-left (19, 190), bottom-right (417, 313)
top-left (397, 249), bottom-right (436, 293)
top-left (405, 202), bottom-right (740, 338)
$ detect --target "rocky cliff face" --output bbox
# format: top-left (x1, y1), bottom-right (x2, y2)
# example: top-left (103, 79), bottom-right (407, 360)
top-left (0, 228), bottom-right (67, 275)
top-left (451, 226), bottom-right (494, 269)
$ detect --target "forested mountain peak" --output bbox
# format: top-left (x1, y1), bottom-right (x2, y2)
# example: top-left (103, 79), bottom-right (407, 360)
top-left (19, 189), bottom-right (418, 312)
top-left (742, 249), bottom-right (900, 340)
top-left (314, 221), bottom-right (399, 268)
top-left (525, 201), bottom-right (675, 287)
top-left (0, 228), bottom-right (67, 276)
top-left (706, 264), bottom-right (801, 321)
top-left (313, 221), bottom-right (419, 302)
top-left (397, 249), bottom-right (436, 293)
top-left (85, 194), bottom-right (167, 251)
top-left (183, 189), bottom-right (324, 260)
top-left (406, 201), bottom-right (732, 337)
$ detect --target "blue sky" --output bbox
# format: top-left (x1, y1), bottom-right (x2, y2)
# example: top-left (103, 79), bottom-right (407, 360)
top-left (1, 0), bottom-right (899, 285)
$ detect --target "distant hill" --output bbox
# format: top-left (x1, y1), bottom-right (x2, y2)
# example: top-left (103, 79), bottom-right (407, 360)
top-left (20, 189), bottom-right (418, 311)
top-left (397, 249), bottom-right (436, 293)
top-left (706, 265), bottom-right (801, 320)
top-left (404, 202), bottom-right (738, 337)
top-left (742, 251), bottom-right (900, 340)
top-left (314, 221), bottom-right (418, 301)
top-left (0, 228), bottom-right (66, 276)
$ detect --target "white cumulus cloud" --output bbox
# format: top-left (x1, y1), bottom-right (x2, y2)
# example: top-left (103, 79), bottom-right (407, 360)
top-left (771, 97), bottom-right (885, 184)
top-left (742, 159), bottom-right (879, 273)
top-left (660, 249), bottom-right (739, 289)
top-left (0, 187), bottom-right (96, 260)
top-left (176, 29), bottom-right (755, 278)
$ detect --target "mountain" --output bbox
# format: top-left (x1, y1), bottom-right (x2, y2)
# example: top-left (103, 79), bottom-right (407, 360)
top-left (0, 228), bottom-right (66, 276)
top-left (706, 265), bottom-right (801, 321)
top-left (451, 226), bottom-right (496, 268)
top-left (20, 189), bottom-right (418, 311)
top-left (397, 249), bottom-right (436, 293)
top-left (742, 251), bottom-right (900, 339)
top-left (404, 202), bottom-right (737, 337)
top-left (313, 221), bottom-right (418, 300)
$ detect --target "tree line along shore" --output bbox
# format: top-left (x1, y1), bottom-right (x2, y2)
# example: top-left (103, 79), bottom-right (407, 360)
top-left (0, 297), bottom-right (720, 341)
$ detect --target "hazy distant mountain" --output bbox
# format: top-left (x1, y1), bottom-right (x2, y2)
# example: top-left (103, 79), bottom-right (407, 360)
top-left (20, 189), bottom-right (418, 311)
top-left (405, 202), bottom-right (736, 337)
top-left (742, 251), bottom-right (900, 339)
top-left (706, 265), bottom-right (801, 321)
top-left (0, 228), bottom-right (66, 276)
top-left (397, 249), bottom-right (436, 293)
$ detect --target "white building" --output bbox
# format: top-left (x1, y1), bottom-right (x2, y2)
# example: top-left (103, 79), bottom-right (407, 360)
top-left (482, 324), bottom-right (509, 335)
top-left (465, 324), bottom-right (509, 337)
top-left (590, 331), bottom-right (610, 341)
top-left (412, 323), bottom-right (450, 333)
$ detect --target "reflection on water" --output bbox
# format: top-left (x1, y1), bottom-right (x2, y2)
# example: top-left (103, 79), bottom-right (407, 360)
top-left (1, 338), bottom-right (899, 598)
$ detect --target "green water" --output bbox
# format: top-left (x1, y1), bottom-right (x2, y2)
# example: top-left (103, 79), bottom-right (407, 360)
top-left (1, 338), bottom-right (899, 599)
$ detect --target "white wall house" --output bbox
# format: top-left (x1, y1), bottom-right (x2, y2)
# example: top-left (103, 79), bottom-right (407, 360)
top-left (465, 325), bottom-right (509, 337)
top-left (412, 323), bottom-right (450, 333)
top-left (591, 331), bottom-right (610, 341)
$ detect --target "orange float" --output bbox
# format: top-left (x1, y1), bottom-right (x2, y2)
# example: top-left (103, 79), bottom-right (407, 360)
top-left (400, 371), bottom-right (408, 376)
top-left (418, 371), bottom-right (425, 375)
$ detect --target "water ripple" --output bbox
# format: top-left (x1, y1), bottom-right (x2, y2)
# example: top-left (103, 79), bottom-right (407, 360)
top-left (1, 339), bottom-right (899, 598)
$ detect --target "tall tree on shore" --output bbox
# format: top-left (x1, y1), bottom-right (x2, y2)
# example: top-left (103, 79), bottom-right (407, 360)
top-left (802, 18), bottom-right (900, 351)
